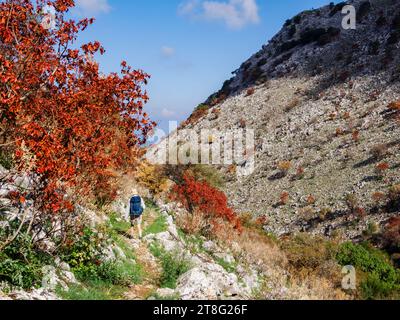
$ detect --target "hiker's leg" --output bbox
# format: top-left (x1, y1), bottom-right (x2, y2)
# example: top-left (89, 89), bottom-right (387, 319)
top-left (137, 216), bottom-right (143, 239)
top-left (130, 217), bottom-right (136, 238)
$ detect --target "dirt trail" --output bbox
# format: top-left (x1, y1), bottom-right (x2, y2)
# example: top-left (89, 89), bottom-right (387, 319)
top-left (123, 208), bottom-right (162, 300)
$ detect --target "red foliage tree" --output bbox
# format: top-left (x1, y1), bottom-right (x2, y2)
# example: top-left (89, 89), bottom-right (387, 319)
top-left (0, 0), bottom-right (155, 214)
top-left (171, 172), bottom-right (241, 231)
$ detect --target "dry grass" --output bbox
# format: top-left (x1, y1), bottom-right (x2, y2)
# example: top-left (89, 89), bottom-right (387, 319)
top-left (288, 275), bottom-right (350, 300)
top-left (280, 234), bottom-right (350, 300)
top-left (176, 209), bottom-right (208, 236)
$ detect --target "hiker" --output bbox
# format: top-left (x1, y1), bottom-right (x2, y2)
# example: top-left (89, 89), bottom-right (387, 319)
top-left (128, 189), bottom-right (146, 239)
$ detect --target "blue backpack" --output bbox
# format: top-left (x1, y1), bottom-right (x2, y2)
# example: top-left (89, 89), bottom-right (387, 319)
top-left (130, 196), bottom-right (144, 218)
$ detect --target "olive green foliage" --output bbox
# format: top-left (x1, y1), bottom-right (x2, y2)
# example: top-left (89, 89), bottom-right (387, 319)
top-left (60, 226), bottom-right (142, 286)
top-left (60, 227), bottom-right (107, 280)
top-left (0, 222), bottom-right (51, 289)
top-left (282, 233), bottom-right (339, 270)
top-left (190, 165), bottom-right (225, 189)
top-left (150, 244), bottom-right (191, 289)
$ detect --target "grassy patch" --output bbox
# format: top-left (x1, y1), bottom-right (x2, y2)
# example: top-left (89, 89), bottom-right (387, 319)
top-left (57, 280), bottom-right (125, 300)
top-left (59, 225), bottom-right (144, 300)
top-left (109, 213), bottom-right (131, 234)
top-left (181, 233), bottom-right (205, 255)
top-left (214, 257), bottom-right (237, 274)
top-left (150, 244), bottom-right (191, 289)
top-left (144, 215), bottom-right (167, 236)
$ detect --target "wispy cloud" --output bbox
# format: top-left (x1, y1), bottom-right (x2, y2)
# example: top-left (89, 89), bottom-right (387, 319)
top-left (75, 0), bottom-right (111, 16)
top-left (161, 46), bottom-right (176, 58)
top-left (178, 0), bottom-right (260, 29)
top-left (161, 108), bottom-right (176, 118)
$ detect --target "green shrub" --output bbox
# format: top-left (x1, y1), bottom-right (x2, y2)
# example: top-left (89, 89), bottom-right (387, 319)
top-left (0, 224), bottom-right (51, 289)
top-left (93, 260), bottom-right (143, 286)
top-left (337, 242), bottom-right (400, 299)
top-left (60, 227), bottom-right (106, 279)
top-left (150, 244), bottom-right (191, 289)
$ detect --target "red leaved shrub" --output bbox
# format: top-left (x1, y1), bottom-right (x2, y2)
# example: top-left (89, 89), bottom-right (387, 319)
top-left (171, 172), bottom-right (241, 233)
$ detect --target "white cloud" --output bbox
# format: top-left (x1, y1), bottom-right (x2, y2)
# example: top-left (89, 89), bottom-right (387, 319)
top-left (178, 0), bottom-right (200, 16)
top-left (178, 0), bottom-right (260, 29)
top-left (161, 108), bottom-right (176, 118)
top-left (75, 0), bottom-right (111, 15)
top-left (161, 46), bottom-right (176, 58)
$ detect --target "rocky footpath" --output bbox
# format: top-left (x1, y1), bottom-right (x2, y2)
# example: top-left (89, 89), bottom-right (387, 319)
top-left (0, 183), bottom-right (264, 300)
top-left (144, 203), bottom-right (260, 300)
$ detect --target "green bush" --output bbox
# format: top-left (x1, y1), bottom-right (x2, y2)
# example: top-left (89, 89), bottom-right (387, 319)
top-left (60, 227), bottom-right (106, 279)
top-left (90, 260), bottom-right (143, 286)
top-left (0, 223), bottom-right (51, 289)
top-left (150, 244), bottom-right (191, 289)
top-left (60, 226), bottom-right (143, 285)
top-left (337, 242), bottom-right (400, 299)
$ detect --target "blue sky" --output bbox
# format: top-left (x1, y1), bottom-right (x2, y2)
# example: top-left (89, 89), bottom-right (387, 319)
top-left (72, 0), bottom-right (338, 133)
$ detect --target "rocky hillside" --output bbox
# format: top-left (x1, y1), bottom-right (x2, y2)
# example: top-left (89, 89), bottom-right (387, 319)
top-left (166, 0), bottom-right (400, 240)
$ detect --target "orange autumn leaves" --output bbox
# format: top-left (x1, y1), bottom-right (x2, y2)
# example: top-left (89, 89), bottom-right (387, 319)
top-left (0, 0), bottom-right (155, 213)
top-left (171, 172), bottom-right (242, 233)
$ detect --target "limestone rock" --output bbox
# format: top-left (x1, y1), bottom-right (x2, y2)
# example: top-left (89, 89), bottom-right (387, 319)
top-left (176, 263), bottom-right (244, 300)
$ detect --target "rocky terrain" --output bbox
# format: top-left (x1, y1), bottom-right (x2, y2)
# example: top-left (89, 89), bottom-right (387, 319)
top-left (151, 0), bottom-right (400, 240)
top-left (0, 172), bottom-right (345, 300)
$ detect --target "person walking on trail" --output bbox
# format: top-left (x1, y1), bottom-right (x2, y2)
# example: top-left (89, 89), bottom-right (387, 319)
top-left (128, 189), bottom-right (146, 239)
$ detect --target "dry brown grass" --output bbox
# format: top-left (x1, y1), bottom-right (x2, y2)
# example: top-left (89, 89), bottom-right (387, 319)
top-left (176, 209), bottom-right (209, 236)
top-left (288, 275), bottom-right (350, 300)
top-left (280, 233), bottom-right (350, 300)
top-left (231, 228), bottom-right (287, 270)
